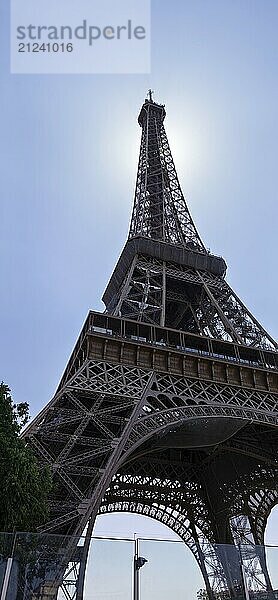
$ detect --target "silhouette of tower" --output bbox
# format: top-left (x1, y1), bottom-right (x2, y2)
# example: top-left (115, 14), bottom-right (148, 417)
top-left (24, 92), bottom-right (278, 600)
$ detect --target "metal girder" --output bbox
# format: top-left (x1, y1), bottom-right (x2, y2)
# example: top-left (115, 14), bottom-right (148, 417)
top-left (110, 254), bottom-right (277, 350)
top-left (22, 95), bottom-right (278, 599)
top-left (129, 99), bottom-right (205, 251)
top-left (24, 356), bottom-right (278, 599)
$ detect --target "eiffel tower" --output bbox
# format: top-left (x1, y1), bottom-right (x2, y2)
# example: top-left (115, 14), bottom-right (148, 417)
top-left (24, 91), bottom-right (278, 600)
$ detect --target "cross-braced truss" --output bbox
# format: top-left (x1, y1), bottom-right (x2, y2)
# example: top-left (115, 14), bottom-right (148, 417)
top-left (129, 98), bottom-right (205, 251)
top-left (23, 355), bottom-right (278, 598)
top-left (22, 94), bottom-right (278, 600)
top-left (109, 255), bottom-right (277, 350)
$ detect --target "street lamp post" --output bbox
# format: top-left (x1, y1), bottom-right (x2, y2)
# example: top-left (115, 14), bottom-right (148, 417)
top-left (133, 537), bottom-right (148, 600)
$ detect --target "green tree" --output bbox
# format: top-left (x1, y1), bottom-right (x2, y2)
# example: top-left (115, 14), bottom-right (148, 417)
top-left (0, 382), bottom-right (52, 532)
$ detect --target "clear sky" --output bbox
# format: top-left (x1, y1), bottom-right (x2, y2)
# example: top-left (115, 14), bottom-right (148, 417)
top-left (1, 0), bottom-right (278, 594)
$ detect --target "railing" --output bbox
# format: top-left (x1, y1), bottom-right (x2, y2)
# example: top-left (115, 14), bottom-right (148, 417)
top-left (56, 310), bottom-right (277, 393)
top-left (1, 532), bottom-right (278, 600)
top-left (88, 311), bottom-right (278, 371)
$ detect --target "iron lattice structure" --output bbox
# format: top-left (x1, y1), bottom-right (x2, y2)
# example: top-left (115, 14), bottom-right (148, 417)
top-left (23, 93), bottom-right (278, 600)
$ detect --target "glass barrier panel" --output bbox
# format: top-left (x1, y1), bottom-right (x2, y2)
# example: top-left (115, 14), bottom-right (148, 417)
top-left (139, 539), bottom-right (204, 600)
top-left (265, 545), bottom-right (278, 593)
top-left (84, 538), bottom-right (133, 600)
top-left (0, 533), bottom-right (277, 600)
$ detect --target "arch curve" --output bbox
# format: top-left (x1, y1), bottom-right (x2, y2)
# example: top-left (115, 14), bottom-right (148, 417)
top-left (97, 498), bottom-right (228, 594)
top-left (121, 402), bottom-right (278, 468)
top-left (99, 499), bottom-right (195, 548)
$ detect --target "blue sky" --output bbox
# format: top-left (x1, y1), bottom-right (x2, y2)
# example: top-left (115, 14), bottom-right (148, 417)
top-left (1, 0), bottom-right (278, 591)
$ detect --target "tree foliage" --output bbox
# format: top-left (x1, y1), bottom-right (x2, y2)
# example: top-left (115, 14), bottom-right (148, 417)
top-left (0, 383), bottom-right (52, 532)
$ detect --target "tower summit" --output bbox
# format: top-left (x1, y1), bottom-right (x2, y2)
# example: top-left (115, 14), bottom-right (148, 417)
top-left (130, 91), bottom-right (205, 250)
top-left (104, 94), bottom-right (276, 349)
top-left (23, 95), bottom-right (278, 600)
